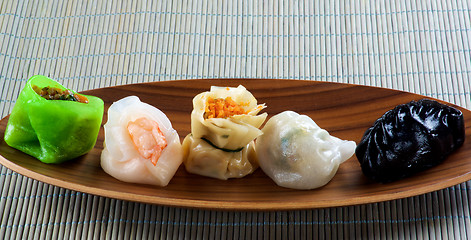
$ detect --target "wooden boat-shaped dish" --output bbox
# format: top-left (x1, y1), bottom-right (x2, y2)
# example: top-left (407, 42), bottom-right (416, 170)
top-left (1, 79), bottom-right (470, 210)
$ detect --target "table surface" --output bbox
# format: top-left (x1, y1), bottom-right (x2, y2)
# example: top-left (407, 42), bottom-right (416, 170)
top-left (1, 0), bottom-right (471, 239)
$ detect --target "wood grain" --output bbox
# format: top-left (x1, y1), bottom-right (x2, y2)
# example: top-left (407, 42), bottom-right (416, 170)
top-left (1, 79), bottom-right (470, 210)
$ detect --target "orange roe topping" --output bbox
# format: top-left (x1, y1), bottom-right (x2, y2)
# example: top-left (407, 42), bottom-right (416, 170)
top-left (73, 93), bottom-right (89, 103)
top-left (204, 97), bottom-right (247, 119)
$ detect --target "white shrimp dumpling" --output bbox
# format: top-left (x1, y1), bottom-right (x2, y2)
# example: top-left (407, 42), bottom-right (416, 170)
top-left (191, 85), bottom-right (267, 151)
top-left (256, 111), bottom-right (356, 190)
top-left (101, 96), bottom-right (183, 187)
top-left (182, 134), bottom-right (258, 180)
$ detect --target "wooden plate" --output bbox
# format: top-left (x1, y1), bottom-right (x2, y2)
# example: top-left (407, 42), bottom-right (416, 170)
top-left (1, 79), bottom-right (470, 210)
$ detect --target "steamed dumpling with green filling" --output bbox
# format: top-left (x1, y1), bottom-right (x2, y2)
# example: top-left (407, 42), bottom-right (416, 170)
top-left (256, 111), bottom-right (356, 190)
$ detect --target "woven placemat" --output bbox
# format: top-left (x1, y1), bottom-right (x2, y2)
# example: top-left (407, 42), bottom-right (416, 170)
top-left (1, 0), bottom-right (471, 238)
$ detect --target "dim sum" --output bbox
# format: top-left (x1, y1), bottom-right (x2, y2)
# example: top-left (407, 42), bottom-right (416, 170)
top-left (256, 111), bottom-right (356, 190)
top-left (191, 85), bottom-right (267, 151)
top-left (183, 85), bottom-right (266, 179)
top-left (4, 75), bottom-right (103, 164)
top-left (100, 96), bottom-right (183, 186)
top-left (356, 99), bottom-right (465, 183)
top-left (182, 134), bottom-right (258, 180)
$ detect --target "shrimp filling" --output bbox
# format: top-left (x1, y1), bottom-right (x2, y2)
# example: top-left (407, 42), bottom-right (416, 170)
top-left (127, 117), bottom-right (167, 166)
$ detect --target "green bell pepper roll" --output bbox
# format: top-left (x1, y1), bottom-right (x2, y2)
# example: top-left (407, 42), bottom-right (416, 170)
top-left (4, 75), bottom-right (104, 164)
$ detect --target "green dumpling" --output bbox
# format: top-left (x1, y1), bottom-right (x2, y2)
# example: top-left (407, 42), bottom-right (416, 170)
top-left (4, 75), bottom-right (104, 164)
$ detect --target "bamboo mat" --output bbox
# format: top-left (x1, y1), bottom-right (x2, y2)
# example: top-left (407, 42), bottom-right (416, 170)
top-left (1, 0), bottom-right (471, 238)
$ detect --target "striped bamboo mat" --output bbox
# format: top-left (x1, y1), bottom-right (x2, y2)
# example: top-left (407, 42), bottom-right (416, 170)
top-left (1, 0), bottom-right (471, 238)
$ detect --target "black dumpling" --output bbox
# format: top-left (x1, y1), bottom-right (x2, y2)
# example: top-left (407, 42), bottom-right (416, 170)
top-left (355, 99), bottom-right (465, 183)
